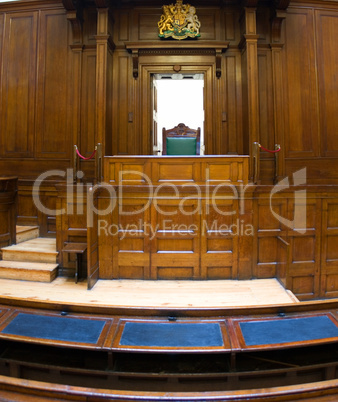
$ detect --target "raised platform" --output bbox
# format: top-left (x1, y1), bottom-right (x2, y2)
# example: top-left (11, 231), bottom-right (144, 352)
top-left (0, 277), bottom-right (297, 311)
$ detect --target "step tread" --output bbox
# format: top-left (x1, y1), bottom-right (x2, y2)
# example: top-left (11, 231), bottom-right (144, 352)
top-left (16, 226), bottom-right (39, 234)
top-left (16, 226), bottom-right (40, 244)
top-left (2, 238), bottom-right (57, 255)
top-left (2, 249), bottom-right (58, 256)
top-left (0, 261), bottom-right (58, 272)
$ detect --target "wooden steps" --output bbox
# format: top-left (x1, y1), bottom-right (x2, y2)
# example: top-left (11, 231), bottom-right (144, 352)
top-left (0, 261), bottom-right (58, 282)
top-left (0, 238), bottom-right (58, 283)
top-left (16, 226), bottom-right (39, 244)
top-left (2, 238), bottom-right (58, 264)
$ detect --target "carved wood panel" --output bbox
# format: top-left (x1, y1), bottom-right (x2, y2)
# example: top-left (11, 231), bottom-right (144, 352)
top-left (321, 199), bottom-right (338, 298)
top-left (0, 13), bottom-right (3, 73)
top-left (112, 51), bottom-right (135, 155)
top-left (151, 196), bottom-right (200, 280)
top-left (315, 10), bottom-right (338, 158)
top-left (257, 50), bottom-right (275, 183)
top-left (17, 185), bottom-right (39, 227)
top-left (98, 189), bottom-right (240, 281)
top-left (253, 190), bottom-right (323, 300)
top-left (254, 196), bottom-right (286, 279)
top-left (286, 197), bottom-right (321, 300)
top-left (56, 185), bottom-right (87, 275)
top-left (99, 156), bottom-right (249, 280)
top-left (81, 51), bottom-right (97, 156)
top-left (36, 9), bottom-right (71, 159)
top-left (284, 8), bottom-right (319, 158)
top-left (201, 198), bottom-right (238, 279)
top-left (114, 195), bottom-right (151, 279)
top-left (0, 11), bottom-right (38, 158)
top-left (223, 51), bottom-right (243, 155)
top-left (17, 182), bottom-right (57, 237)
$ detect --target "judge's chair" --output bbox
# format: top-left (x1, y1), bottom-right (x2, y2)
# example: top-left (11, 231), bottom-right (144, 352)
top-left (162, 123), bottom-right (201, 155)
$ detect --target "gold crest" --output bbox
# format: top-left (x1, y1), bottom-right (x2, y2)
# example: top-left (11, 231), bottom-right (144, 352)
top-left (158, 0), bottom-right (201, 40)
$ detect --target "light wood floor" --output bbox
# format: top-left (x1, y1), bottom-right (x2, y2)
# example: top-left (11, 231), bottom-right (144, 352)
top-left (0, 277), bottom-right (298, 309)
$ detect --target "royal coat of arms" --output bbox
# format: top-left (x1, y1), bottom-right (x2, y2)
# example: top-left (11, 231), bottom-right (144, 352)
top-left (158, 0), bottom-right (201, 40)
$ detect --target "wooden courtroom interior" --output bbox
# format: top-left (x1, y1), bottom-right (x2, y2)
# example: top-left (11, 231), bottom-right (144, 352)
top-left (0, 0), bottom-right (338, 400)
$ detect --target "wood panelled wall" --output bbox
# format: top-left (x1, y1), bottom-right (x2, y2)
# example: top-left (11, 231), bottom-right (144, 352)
top-left (111, 5), bottom-right (243, 156)
top-left (108, 0), bottom-right (338, 184)
top-left (283, 5), bottom-right (338, 183)
top-left (253, 188), bottom-right (338, 300)
top-left (0, 1), bottom-right (98, 232)
top-left (0, 4), bottom-right (71, 171)
top-left (0, 0), bottom-right (337, 180)
top-left (0, 0), bottom-right (337, 243)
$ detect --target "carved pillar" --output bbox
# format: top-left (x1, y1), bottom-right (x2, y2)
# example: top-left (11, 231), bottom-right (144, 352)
top-left (70, 43), bottom-right (83, 167)
top-left (239, 6), bottom-right (260, 182)
top-left (270, 6), bottom-right (289, 181)
top-left (96, 8), bottom-right (109, 158)
top-left (95, 5), bottom-right (114, 161)
top-left (63, 0), bottom-right (84, 169)
top-left (237, 4), bottom-right (260, 279)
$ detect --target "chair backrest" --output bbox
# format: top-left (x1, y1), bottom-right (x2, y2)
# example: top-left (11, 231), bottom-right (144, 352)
top-left (162, 123), bottom-right (201, 155)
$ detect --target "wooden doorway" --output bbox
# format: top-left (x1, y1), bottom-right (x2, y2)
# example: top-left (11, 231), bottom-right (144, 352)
top-left (152, 73), bottom-right (205, 155)
top-left (139, 61), bottom-right (215, 155)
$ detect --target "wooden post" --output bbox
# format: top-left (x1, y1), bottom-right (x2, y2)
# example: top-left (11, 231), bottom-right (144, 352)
top-left (73, 145), bottom-right (78, 183)
top-left (95, 4), bottom-right (114, 158)
top-left (270, 8), bottom-right (288, 182)
top-left (95, 143), bottom-right (103, 183)
top-left (274, 143), bottom-right (281, 183)
top-left (95, 8), bottom-right (108, 157)
top-left (63, 0), bottom-right (84, 176)
top-left (239, 6), bottom-right (260, 182)
top-left (252, 141), bottom-right (260, 184)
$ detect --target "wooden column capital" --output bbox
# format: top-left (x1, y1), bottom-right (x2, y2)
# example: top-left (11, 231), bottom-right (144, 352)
top-left (271, 10), bottom-right (287, 44)
top-left (62, 0), bottom-right (83, 45)
top-left (241, 7), bottom-right (257, 35)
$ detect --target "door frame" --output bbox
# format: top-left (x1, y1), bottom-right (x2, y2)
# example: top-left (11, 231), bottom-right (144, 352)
top-left (138, 56), bottom-right (216, 155)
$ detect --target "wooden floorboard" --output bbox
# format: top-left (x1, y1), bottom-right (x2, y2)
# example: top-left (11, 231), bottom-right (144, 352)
top-left (0, 277), bottom-right (298, 308)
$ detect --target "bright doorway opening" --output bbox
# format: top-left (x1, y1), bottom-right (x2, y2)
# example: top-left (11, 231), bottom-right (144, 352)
top-left (153, 73), bottom-right (204, 155)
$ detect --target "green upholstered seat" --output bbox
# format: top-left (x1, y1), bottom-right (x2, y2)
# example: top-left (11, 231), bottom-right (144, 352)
top-left (162, 123), bottom-right (201, 155)
top-left (166, 137), bottom-right (197, 155)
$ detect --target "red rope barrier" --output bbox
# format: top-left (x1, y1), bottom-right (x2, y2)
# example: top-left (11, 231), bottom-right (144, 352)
top-left (76, 147), bottom-right (97, 160)
top-left (259, 144), bottom-right (281, 153)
